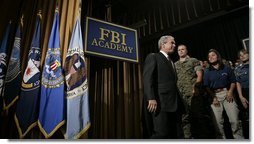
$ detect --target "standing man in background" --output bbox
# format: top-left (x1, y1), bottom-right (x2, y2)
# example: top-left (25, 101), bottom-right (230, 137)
top-left (143, 35), bottom-right (185, 138)
top-left (175, 44), bottom-right (203, 138)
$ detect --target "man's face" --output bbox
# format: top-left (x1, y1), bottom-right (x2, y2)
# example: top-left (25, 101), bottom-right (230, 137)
top-left (161, 37), bottom-right (176, 54)
top-left (177, 45), bottom-right (187, 58)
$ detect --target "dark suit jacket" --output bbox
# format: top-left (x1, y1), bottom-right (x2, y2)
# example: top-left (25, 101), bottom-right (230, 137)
top-left (143, 52), bottom-right (179, 112)
top-left (142, 52), bottom-right (186, 138)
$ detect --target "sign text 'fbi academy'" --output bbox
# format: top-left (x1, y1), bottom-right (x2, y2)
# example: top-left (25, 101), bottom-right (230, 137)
top-left (91, 28), bottom-right (134, 54)
top-left (85, 17), bottom-right (139, 63)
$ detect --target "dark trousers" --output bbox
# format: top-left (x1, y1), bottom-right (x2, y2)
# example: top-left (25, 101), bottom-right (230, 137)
top-left (241, 88), bottom-right (249, 139)
top-left (151, 111), bottom-right (178, 139)
top-left (190, 94), bottom-right (217, 139)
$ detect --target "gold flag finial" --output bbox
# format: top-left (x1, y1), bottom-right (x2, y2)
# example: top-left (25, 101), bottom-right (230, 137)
top-left (55, 0), bottom-right (59, 13)
top-left (20, 14), bottom-right (24, 27)
top-left (79, 0), bottom-right (82, 15)
top-left (55, 7), bottom-right (59, 13)
top-left (37, 10), bottom-right (42, 19)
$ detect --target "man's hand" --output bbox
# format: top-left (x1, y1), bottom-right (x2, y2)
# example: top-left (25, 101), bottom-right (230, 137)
top-left (147, 100), bottom-right (157, 113)
top-left (212, 97), bottom-right (220, 107)
top-left (226, 91), bottom-right (233, 103)
top-left (240, 97), bottom-right (249, 109)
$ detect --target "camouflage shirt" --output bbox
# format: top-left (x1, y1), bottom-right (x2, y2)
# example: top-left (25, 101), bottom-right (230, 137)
top-left (175, 57), bottom-right (202, 98)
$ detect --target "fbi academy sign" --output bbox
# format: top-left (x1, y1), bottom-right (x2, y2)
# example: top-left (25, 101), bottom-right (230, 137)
top-left (84, 17), bottom-right (139, 63)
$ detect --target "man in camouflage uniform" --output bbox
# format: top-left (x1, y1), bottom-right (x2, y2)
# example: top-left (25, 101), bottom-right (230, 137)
top-left (175, 44), bottom-right (203, 138)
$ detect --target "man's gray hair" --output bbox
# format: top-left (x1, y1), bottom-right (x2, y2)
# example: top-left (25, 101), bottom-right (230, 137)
top-left (158, 35), bottom-right (174, 50)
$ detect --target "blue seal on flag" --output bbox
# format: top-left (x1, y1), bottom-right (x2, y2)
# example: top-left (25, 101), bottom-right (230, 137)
top-left (5, 38), bottom-right (21, 82)
top-left (42, 48), bottom-right (64, 88)
top-left (0, 53), bottom-right (7, 90)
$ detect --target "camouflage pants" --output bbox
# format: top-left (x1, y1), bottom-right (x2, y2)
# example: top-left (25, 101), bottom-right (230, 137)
top-left (182, 95), bottom-right (192, 139)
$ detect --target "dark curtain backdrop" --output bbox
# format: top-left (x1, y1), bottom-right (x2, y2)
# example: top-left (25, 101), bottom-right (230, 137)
top-left (140, 6), bottom-right (249, 64)
top-left (86, 1), bottom-right (143, 138)
top-left (173, 6), bottom-right (249, 62)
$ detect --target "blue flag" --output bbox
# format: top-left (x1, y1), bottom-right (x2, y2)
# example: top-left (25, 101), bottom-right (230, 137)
top-left (14, 15), bottom-right (42, 138)
top-left (2, 24), bottom-right (22, 110)
top-left (38, 10), bottom-right (65, 138)
top-left (0, 22), bottom-right (11, 111)
top-left (64, 18), bottom-right (90, 139)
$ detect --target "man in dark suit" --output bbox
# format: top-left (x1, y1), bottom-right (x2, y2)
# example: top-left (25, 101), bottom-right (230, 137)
top-left (143, 35), bottom-right (184, 138)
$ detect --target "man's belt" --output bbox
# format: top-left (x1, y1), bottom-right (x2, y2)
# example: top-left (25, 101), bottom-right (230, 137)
top-left (214, 88), bottom-right (227, 93)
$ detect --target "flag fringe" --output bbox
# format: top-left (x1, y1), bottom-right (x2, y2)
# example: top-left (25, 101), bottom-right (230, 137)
top-left (14, 114), bottom-right (38, 138)
top-left (38, 120), bottom-right (65, 139)
top-left (3, 95), bottom-right (19, 111)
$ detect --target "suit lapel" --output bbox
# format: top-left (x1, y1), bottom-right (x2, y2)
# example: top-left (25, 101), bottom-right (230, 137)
top-left (157, 52), bottom-right (176, 78)
top-left (158, 52), bottom-right (171, 67)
